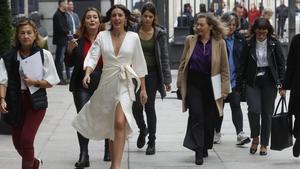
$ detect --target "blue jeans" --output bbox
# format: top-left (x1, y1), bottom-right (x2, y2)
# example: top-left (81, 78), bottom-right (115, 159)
top-left (55, 45), bottom-right (66, 80)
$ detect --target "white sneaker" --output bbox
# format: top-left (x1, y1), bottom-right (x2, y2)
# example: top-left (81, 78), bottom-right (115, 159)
top-left (236, 131), bottom-right (251, 145)
top-left (214, 132), bottom-right (221, 144)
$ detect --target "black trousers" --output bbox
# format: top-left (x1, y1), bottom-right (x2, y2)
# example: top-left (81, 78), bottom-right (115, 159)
top-left (277, 18), bottom-right (286, 38)
top-left (246, 72), bottom-right (277, 146)
top-left (132, 67), bottom-right (159, 143)
top-left (183, 71), bottom-right (218, 151)
top-left (72, 89), bottom-right (93, 154)
top-left (215, 88), bottom-right (244, 135)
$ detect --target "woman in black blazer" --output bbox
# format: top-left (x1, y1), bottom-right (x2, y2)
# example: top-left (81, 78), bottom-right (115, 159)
top-left (64, 8), bottom-right (110, 168)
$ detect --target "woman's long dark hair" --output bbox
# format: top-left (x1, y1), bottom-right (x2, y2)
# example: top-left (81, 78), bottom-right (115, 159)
top-left (141, 2), bottom-right (157, 27)
top-left (103, 4), bottom-right (136, 31)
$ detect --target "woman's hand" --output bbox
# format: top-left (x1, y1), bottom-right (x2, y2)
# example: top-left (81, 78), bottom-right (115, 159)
top-left (23, 75), bottom-right (37, 87)
top-left (140, 89), bottom-right (148, 105)
top-left (82, 74), bottom-right (91, 89)
top-left (67, 39), bottom-right (78, 55)
top-left (0, 98), bottom-right (8, 114)
top-left (165, 84), bottom-right (171, 92)
top-left (279, 89), bottom-right (286, 97)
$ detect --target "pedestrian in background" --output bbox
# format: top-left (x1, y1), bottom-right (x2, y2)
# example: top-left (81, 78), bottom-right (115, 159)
top-left (0, 19), bottom-right (59, 169)
top-left (65, 0), bottom-right (80, 82)
top-left (282, 33), bottom-right (300, 158)
top-left (132, 2), bottom-right (172, 155)
top-left (237, 18), bottom-right (285, 156)
top-left (262, 8), bottom-right (274, 28)
top-left (177, 13), bottom-right (230, 165)
top-left (275, 0), bottom-right (288, 39)
top-left (65, 7), bottom-right (111, 168)
top-left (213, 12), bottom-right (250, 146)
top-left (53, 0), bottom-right (69, 85)
top-left (72, 4), bottom-right (148, 169)
top-left (248, 3), bottom-right (261, 26)
top-left (233, 4), bottom-right (249, 37)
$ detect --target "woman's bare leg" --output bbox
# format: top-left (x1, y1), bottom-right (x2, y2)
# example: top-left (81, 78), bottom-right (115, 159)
top-left (110, 103), bottom-right (126, 169)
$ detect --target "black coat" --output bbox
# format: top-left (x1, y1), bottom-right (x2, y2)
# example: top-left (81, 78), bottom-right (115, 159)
top-left (236, 36), bottom-right (286, 92)
top-left (283, 34), bottom-right (300, 115)
top-left (231, 32), bottom-right (246, 77)
top-left (135, 26), bottom-right (172, 98)
top-left (64, 36), bottom-right (101, 93)
top-left (52, 9), bottom-right (69, 45)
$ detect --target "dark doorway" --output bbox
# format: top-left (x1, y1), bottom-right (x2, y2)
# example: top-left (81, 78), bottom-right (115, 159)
top-left (73, 0), bottom-right (101, 19)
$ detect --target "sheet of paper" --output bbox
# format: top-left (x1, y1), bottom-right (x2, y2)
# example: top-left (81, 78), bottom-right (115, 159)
top-left (20, 52), bottom-right (43, 94)
top-left (211, 74), bottom-right (222, 100)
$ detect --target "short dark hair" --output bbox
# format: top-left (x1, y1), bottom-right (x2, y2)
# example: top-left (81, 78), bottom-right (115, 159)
top-left (233, 4), bottom-right (243, 12)
top-left (250, 17), bottom-right (274, 36)
top-left (58, 0), bottom-right (66, 5)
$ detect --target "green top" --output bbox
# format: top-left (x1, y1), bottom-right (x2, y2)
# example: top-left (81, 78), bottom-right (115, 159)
top-left (140, 37), bottom-right (156, 66)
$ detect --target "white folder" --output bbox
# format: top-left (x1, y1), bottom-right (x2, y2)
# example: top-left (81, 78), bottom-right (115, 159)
top-left (20, 52), bottom-right (43, 94)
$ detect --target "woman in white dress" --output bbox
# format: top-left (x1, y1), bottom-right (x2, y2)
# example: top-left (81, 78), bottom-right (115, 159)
top-left (72, 4), bottom-right (148, 169)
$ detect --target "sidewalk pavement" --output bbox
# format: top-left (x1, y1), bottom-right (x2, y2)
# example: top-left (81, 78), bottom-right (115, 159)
top-left (0, 70), bottom-right (299, 169)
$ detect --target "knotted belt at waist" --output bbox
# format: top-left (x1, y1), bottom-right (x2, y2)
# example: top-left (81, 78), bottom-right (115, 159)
top-left (103, 64), bottom-right (140, 101)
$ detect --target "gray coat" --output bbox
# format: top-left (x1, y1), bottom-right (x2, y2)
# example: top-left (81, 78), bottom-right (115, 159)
top-left (136, 26), bottom-right (172, 98)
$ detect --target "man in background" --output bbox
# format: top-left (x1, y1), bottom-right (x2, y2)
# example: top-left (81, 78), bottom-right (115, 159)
top-left (65, 0), bottom-right (80, 82)
top-left (276, 0), bottom-right (288, 39)
top-left (53, 0), bottom-right (69, 85)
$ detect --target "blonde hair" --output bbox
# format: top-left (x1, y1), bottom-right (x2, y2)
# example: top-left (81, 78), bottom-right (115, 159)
top-left (14, 19), bottom-right (45, 48)
top-left (262, 8), bottom-right (273, 17)
top-left (195, 13), bottom-right (227, 40)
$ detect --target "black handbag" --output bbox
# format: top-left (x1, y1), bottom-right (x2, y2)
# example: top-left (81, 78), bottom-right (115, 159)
top-left (270, 96), bottom-right (293, 151)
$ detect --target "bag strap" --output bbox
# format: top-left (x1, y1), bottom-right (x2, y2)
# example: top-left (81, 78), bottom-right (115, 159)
top-left (274, 96), bottom-right (288, 116)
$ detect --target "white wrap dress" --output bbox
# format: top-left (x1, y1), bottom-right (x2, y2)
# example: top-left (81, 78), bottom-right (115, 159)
top-left (72, 31), bottom-right (148, 140)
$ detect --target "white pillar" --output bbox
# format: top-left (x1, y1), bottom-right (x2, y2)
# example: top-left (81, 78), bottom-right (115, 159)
top-left (24, 0), bottom-right (28, 17)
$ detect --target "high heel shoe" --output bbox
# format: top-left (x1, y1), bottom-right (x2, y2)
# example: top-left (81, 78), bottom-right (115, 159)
top-left (250, 137), bottom-right (259, 154)
top-left (75, 152), bottom-right (90, 168)
top-left (259, 145), bottom-right (267, 156)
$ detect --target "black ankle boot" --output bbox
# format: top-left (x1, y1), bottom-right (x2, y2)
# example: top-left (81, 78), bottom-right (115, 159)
top-left (103, 139), bottom-right (111, 161)
top-left (195, 151), bottom-right (203, 165)
top-left (293, 138), bottom-right (300, 158)
top-left (203, 148), bottom-right (208, 158)
top-left (145, 142), bottom-right (155, 155)
top-left (75, 152), bottom-right (90, 168)
top-left (137, 128), bottom-right (148, 149)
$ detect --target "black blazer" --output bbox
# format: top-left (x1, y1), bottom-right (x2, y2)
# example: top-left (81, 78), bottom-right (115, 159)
top-left (64, 36), bottom-right (101, 93)
top-left (283, 34), bottom-right (300, 115)
top-left (236, 36), bottom-right (285, 92)
top-left (52, 9), bottom-right (69, 45)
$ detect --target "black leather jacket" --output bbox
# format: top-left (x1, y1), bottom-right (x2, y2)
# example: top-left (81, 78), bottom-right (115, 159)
top-left (236, 36), bottom-right (285, 92)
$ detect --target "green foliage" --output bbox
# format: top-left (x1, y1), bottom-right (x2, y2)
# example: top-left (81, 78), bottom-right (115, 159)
top-left (0, 0), bottom-right (13, 55)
